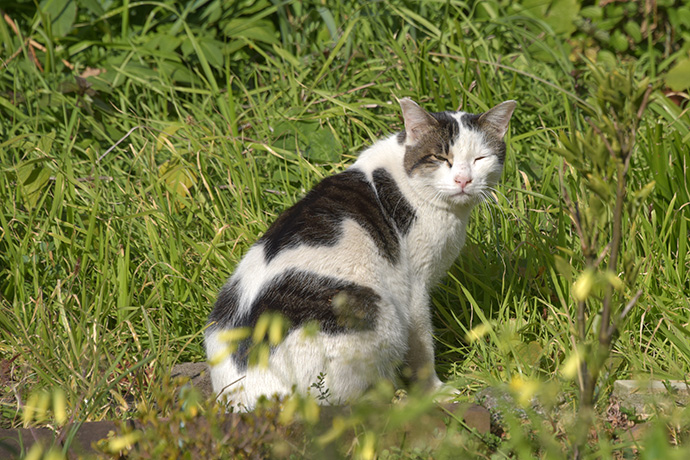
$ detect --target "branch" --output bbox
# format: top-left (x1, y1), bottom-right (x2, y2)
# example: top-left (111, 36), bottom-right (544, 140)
top-left (607, 289), bottom-right (644, 337)
top-left (558, 166), bottom-right (589, 254)
top-left (97, 126), bottom-right (141, 162)
top-left (636, 85), bottom-right (654, 120)
top-left (585, 117), bottom-right (617, 158)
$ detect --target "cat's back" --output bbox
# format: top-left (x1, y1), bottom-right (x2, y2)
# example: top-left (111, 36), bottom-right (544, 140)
top-left (209, 135), bottom-right (413, 330)
top-left (260, 166), bottom-right (397, 264)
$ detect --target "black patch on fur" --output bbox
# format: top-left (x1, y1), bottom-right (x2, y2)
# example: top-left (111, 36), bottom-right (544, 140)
top-left (430, 111), bottom-right (460, 145)
top-left (207, 279), bottom-right (241, 330)
top-left (398, 111), bottom-right (458, 146)
top-left (372, 168), bottom-right (415, 235)
top-left (233, 269), bottom-right (381, 369)
top-left (461, 112), bottom-right (507, 164)
top-left (459, 112), bottom-right (481, 130)
top-left (260, 169), bottom-right (402, 264)
top-left (403, 110), bottom-right (461, 175)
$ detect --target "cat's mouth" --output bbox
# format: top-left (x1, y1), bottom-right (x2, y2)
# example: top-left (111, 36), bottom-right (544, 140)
top-left (450, 185), bottom-right (494, 206)
top-left (448, 190), bottom-right (477, 204)
top-left (434, 185), bottom-right (483, 206)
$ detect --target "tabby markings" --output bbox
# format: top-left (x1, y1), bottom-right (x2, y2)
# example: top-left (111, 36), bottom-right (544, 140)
top-left (459, 112), bottom-right (507, 164)
top-left (260, 169), bottom-right (415, 265)
top-left (403, 111), bottom-right (460, 175)
top-left (228, 269), bottom-right (382, 369)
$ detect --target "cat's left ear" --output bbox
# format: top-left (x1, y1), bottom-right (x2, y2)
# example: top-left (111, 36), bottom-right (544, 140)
top-left (478, 100), bottom-right (517, 139)
top-left (399, 97), bottom-right (438, 145)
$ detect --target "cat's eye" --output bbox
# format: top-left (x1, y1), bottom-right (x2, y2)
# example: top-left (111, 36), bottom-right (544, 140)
top-left (473, 156), bottom-right (487, 163)
top-left (431, 154), bottom-right (452, 167)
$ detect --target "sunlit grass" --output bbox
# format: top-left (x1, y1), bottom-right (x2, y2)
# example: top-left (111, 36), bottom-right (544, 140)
top-left (1, 0), bottom-right (689, 457)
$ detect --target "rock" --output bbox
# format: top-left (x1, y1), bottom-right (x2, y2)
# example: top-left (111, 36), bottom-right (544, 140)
top-left (171, 362), bottom-right (213, 399)
top-left (0, 421), bottom-right (118, 459)
top-left (476, 386), bottom-right (530, 428)
top-left (612, 380), bottom-right (690, 419)
top-left (457, 403), bottom-right (491, 434)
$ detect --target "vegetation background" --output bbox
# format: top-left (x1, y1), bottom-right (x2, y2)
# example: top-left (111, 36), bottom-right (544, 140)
top-left (1, 0), bottom-right (689, 458)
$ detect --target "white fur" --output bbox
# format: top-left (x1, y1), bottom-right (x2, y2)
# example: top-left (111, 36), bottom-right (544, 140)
top-left (206, 106), bottom-right (511, 409)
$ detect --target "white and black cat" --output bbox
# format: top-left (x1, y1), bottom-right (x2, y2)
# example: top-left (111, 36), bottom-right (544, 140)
top-left (205, 97), bottom-right (516, 409)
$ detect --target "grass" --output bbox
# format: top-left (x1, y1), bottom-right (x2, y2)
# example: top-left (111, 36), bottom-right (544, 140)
top-left (1, 0), bottom-right (690, 458)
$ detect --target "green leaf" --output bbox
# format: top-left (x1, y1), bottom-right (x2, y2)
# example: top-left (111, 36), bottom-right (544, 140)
top-left (199, 37), bottom-right (225, 69)
top-left (37, 131), bottom-right (55, 155)
top-left (665, 58), bottom-right (690, 91)
top-left (303, 127), bottom-right (340, 163)
top-left (17, 162), bottom-right (52, 210)
top-left (317, 6), bottom-right (338, 41)
top-left (579, 6), bottom-right (602, 20)
top-left (554, 255), bottom-right (574, 282)
top-left (515, 341), bottom-right (543, 366)
top-left (223, 19), bottom-right (278, 44)
top-left (155, 124), bottom-right (184, 152)
top-left (394, 5), bottom-right (442, 38)
top-left (545, 0), bottom-right (581, 36)
top-left (159, 160), bottom-right (197, 202)
top-left (272, 45), bottom-right (302, 68)
top-left (78, 0), bottom-right (105, 17)
top-left (522, 0), bottom-right (580, 36)
top-left (157, 61), bottom-right (200, 85)
top-left (40, 0), bottom-right (77, 38)
top-left (610, 29), bottom-right (629, 52)
top-left (633, 181), bottom-right (656, 206)
top-left (623, 21), bottom-right (642, 43)
top-left (142, 34), bottom-right (183, 55)
top-left (679, 7), bottom-right (690, 28)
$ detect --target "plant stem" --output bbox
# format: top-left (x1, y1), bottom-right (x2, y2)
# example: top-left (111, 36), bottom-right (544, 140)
top-left (599, 166), bottom-right (626, 347)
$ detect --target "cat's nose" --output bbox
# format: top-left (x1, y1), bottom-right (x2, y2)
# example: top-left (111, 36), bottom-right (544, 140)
top-left (454, 176), bottom-right (472, 190)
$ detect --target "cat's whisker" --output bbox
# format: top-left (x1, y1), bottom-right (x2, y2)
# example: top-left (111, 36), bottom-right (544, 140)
top-left (478, 191), bottom-right (495, 224)
top-left (482, 190), bottom-right (498, 205)
top-left (488, 187), bottom-right (511, 207)
top-left (478, 190), bottom-right (510, 266)
top-left (486, 188), bottom-right (510, 224)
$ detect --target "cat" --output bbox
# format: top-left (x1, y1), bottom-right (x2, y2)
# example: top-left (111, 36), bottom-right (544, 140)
top-left (205, 97), bottom-right (516, 410)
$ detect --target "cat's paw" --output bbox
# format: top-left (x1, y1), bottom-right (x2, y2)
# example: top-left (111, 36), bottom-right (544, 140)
top-left (432, 383), bottom-right (462, 404)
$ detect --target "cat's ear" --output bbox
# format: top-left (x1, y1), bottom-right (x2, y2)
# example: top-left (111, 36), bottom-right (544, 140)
top-left (478, 100), bottom-right (517, 139)
top-left (399, 97), bottom-right (438, 144)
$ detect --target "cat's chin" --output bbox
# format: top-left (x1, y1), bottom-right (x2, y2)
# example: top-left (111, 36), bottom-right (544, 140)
top-left (446, 191), bottom-right (480, 207)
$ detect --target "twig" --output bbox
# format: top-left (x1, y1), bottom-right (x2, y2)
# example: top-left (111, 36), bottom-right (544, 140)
top-left (48, 175), bottom-right (114, 182)
top-left (97, 126), bottom-right (141, 163)
top-left (559, 167), bottom-right (592, 259)
top-left (12, 386), bottom-right (41, 445)
top-left (608, 289), bottom-right (644, 337)
top-left (3, 13), bottom-right (74, 70)
top-left (585, 117), bottom-right (617, 158)
top-left (599, 165), bottom-right (628, 346)
top-left (636, 85), bottom-right (654, 120)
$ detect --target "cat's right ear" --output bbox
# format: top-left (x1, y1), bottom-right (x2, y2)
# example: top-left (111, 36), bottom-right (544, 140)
top-left (478, 100), bottom-right (517, 139)
top-left (399, 98), bottom-right (438, 145)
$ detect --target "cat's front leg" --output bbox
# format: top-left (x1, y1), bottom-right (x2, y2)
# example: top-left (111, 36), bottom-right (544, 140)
top-left (405, 326), bottom-right (461, 403)
top-left (404, 300), bottom-right (444, 392)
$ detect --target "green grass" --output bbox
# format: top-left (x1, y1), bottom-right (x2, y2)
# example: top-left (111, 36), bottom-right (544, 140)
top-left (1, 0), bottom-right (690, 458)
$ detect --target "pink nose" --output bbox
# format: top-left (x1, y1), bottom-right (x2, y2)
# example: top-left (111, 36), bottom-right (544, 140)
top-left (455, 176), bottom-right (472, 190)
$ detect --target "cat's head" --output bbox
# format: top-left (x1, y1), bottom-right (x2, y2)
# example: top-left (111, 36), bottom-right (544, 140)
top-left (398, 98), bottom-right (516, 208)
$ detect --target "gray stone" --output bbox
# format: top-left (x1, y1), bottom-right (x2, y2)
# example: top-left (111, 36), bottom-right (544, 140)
top-left (0, 421), bottom-right (118, 459)
top-left (612, 380), bottom-right (690, 418)
top-left (475, 386), bottom-right (537, 425)
top-left (456, 403), bottom-right (491, 434)
top-left (171, 362), bottom-right (213, 399)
